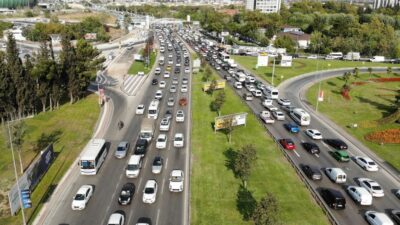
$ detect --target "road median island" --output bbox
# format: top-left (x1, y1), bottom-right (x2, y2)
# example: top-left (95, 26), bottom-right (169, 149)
top-left (190, 69), bottom-right (330, 225)
top-left (0, 95), bottom-right (100, 225)
top-left (128, 49), bottom-right (157, 76)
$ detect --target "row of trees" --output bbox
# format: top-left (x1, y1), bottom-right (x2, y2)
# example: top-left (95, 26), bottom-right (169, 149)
top-left (0, 33), bottom-right (104, 121)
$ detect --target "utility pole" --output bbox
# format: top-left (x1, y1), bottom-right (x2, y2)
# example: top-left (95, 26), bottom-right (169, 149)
top-left (315, 43), bottom-right (321, 112)
top-left (271, 57), bottom-right (276, 86)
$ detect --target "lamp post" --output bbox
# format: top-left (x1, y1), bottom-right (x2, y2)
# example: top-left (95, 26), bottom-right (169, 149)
top-left (271, 57), bottom-right (276, 86)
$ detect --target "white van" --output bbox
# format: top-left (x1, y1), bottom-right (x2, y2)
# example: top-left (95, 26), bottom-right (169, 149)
top-left (346, 186), bottom-right (373, 206)
top-left (325, 168), bottom-right (347, 183)
top-left (370, 56), bottom-right (385, 62)
top-left (126, 155), bottom-right (142, 178)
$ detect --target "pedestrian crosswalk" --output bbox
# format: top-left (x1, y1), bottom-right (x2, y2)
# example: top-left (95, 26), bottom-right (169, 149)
top-left (95, 71), bottom-right (119, 86)
top-left (122, 74), bottom-right (147, 96)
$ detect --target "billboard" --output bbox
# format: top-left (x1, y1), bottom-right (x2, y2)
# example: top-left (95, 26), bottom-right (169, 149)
top-left (202, 80), bottom-right (226, 92)
top-left (84, 33), bottom-right (97, 40)
top-left (8, 145), bottom-right (54, 215)
top-left (280, 55), bottom-right (292, 67)
top-left (214, 113), bottom-right (248, 131)
top-left (257, 53), bottom-right (269, 67)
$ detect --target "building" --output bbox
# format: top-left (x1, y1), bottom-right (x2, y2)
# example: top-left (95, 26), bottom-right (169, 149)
top-left (245, 0), bottom-right (281, 13)
top-left (0, 0), bottom-right (35, 8)
top-left (276, 30), bottom-right (311, 49)
top-left (373, 0), bottom-right (400, 8)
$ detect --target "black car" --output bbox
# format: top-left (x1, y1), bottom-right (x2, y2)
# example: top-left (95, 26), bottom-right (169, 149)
top-left (184, 61), bottom-right (190, 66)
top-left (302, 142), bottom-right (321, 154)
top-left (134, 139), bottom-right (148, 156)
top-left (301, 164), bottom-right (322, 181)
top-left (390, 210), bottom-right (400, 225)
top-left (118, 183), bottom-right (135, 205)
top-left (320, 188), bottom-right (346, 210)
top-left (174, 67), bottom-right (181, 74)
top-left (324, 139), bottom-right (348, 150)
top-left (165, 110), bottom-right (173, 119)
top-left (137, 217), bottom-right (152, 225)
top-left (151, 79), bottom-right (158, 85)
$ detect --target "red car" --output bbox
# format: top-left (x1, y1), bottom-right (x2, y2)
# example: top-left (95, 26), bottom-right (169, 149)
top-left (279, 139), bottom-right (296, 150)
top-left (179, 97), bottom-right (188, 106)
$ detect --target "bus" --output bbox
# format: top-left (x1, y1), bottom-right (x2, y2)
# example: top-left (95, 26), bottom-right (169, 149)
top-left (218, 52), bottom-right (230, 62)
top-left (290, 108), bottom-right (311, 126)
top-left (79, 139), bottom-right (107, 175)
top-left (148, 100), bottom-right (160, 119)
top-left (263, 86), bottom-right (279, 99)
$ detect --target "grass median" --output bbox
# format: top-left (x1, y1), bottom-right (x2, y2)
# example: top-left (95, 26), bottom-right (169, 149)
top-left (306, 73), bottom-right (400, 170)
top-left (128, 50), bottom-right (157, 75)
top-left (0, 94), bottom-right (100, 224)
top-left (232, 56), bottom-right (396, 86)
top-left (191, 70), bottom-right (329, 225)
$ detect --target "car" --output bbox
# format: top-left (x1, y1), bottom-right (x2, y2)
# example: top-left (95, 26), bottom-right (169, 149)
top-left (234, 82), bottom-right (242, 89)
top-left (152, 156), bottom-right (163, 174)
top-left (71, 185), bottom-right (93, 210)
top-left (172, 77), bottom-right (179, 85)
top-left (307, 55), bottom-right (318, 59)
top-left (301, 142), bottom-right (320, 154)
top-left (243, 93), bottom-right (253, 101)
top-left (151, 79), bottom-right (158, 85)
top-left (159, 81), bottom-right (166, 88)
top-left (279, 139), bottom-right (296, 150)
top-left (142, 180), bottom-right (158, 204)
top-left (134, 139), bottom-right (148, 156)
top-left (156, 134), bottom-right (168, 149)
top-left (331, 150), bottom-right (350, 162)
top-left (184, 67), bottom-right (190, 73)
top-left (358, 178), bottom-right (384, 197)
top-left (277, 98), bottom-right (291, 106)
top-left (169, 170), bottom-right (184, 192)
top-left (251, 89), bottom-right (263, 97)
top-left (365, 211), bottom-right (394, 225)
top-left (182, 77), bottom-right (188, 84)
top-left (395, 189), bottom-right (400, 199)
top-left (355, 156), bottom-right (379, 171)
top-left (118, 183), bottom-right (135, 205)
top-left (164, 110), bottom-right (173, 119)
top-left (245, 84), bottom-right (255, 92)
top-left (281, 105), bottom-right (296, 113)
top-left (136, 217), bottom-right (152, 225)
top-left (325, 167), bottom-right (347, 183)
top-left (166, 65), bottom-right (172, 71)
top-left (160, 118), bottom-right (171, 131)
top-left (154, 90), bottom-right (163, 100)
top-left (260, 111), bottom-right (275, 124)
top-left (154, 67), bottom-right (161, 75)
top-left (324, 139), bottom-right (348, 150)
top-left (179, 97), bottom-right (188, 106)
top-left (176, 110), bottom-right (185, 122)
top-left (163, 71), bottom-right (170, 78)
top-left (215, 65), bottom-right (221, 70)
top-left (107, 212), bottom-right (125, 225)
top-left (301, 164), bottom-right (322, 180)
top-left (168, 60), bottom-right (173, 65)
top-left (272, 111), bottom-right (285, 120)
top-left (181, 85), bottom-right (188, 93)
top-left (167, 97), bottom-right (175, 107)
top-left (305, 129), bottom-right (323, 140)
top-left (320, 188), bottom-right (346, 210)
top-left (136, 104), bottom-right (145, 115)
top-left (346, 186), bottom-right (373, 206)
top-left (173, 133), bottom-right (184, 148)
top-left (283, 123), bottom-right (300, 133)
top-left (390, 210), bottom-right (400, 225)
top-left (115, 141), bottom-right (130, 159)
top-left (170, 85), bottom-right (177, 93)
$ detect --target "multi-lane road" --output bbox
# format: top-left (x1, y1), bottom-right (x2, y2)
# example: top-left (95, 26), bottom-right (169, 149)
top-left (35, 28), bottom-right (191, 225)
top-left (183, 31), bottom-right (400, 225)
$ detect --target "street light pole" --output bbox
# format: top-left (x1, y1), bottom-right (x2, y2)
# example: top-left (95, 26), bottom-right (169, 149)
top-left (315, 43), bottom-right (321, 112)
top-left (271, 57), bottom-right (276, 86)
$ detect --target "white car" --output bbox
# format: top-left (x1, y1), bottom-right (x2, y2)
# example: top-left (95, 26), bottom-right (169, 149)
top-left (168, 60), bottom-right (173, 65)
top-left (364, 211), bottom-right (394, 225)
top-left (176, 110), bottom-right (185, 122)
top-left (142, 180), bottom-right (158, 204)
top-left (159, 81), bottom-right (166, 88)
top-left (152, 156), bottom-right (163, 174)
top-left (71, 185), bottom-right (93, 210)
top-left (169, 170), bottom-right (184, 192)
top-left (358, 178), bottom-right (384, 197)
top-left (136, 104), bottom-right (145, 115)
top-left (181, 85), bottom-right (188, 93)
top-left (170, 85), bottom-right (177, 93)
top-left (164, 71), bottom-right (170, 78)
top-left (172, 77), bottom-right (179, 85)
top-left (251, 89), bottom-right (262, 97)
top-left (184, 67), bottom-right (190, 73)
top-left (182, 77), bottom-right (188, 84)
top-left (260, 111), bottom-right (275, 124)
top-left (107, 212), bottom-right (125, 225)
top-left (346, 186), bottom-right (373, 206)
top-left (168, 54), bottom-right (173, 58)
top-left (245, 84), bottom-right (255, 92)
top-left (154, 67), bottom-right (161, 75)
top-left (277, 98), bottom-right (291, 106)
top-left (156, 134), bottom-right (168, 149)
top-left (355, 156), bottom-right (379, 171)
top-left (154, 90), bottom-right (163, 100)
top-left (167, 97), bottom-right (175, 106)
top-left (305, 129), bottom-right (323, 140)
top-left (234, 82), bottom-right (242, 89)
top-left (272, 111), bottom-right (285, 120)
top-left (228, 69), bottom-right (235, 75)
top-left (159, 118), bottom-right (171, 131)
top-left (173, 133), bottom-right (184, 148)
top-left (307, 55), bottom-right (318, 59)
top-left (215, 65), bottom-right (221, 70)
top-left (262, 99), bottom-right (273, 107)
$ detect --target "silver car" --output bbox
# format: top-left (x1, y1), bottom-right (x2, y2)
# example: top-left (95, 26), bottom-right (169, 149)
top-left (115, 141), bottom-right (129, 159)
top-left (152, 156), bottom-right (163, 174)
top-left (167, 97), bottom-right (175, 106)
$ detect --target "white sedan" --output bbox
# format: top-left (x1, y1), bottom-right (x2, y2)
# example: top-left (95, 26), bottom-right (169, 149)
top-left (272, 111), bottom-right (285, 120)
top-left (277, 98), bottom-right (291, 106)
top-left (154, 90), bottom-right (163, 100)
top-left (167, 97), bottom-right (175, 107)
top-left (71, 185), bottom-right (93, 210)
top-left (355, 156), bottom-right (379, 171)
top-left (154, 67), bottom-right (161, 75)
top-left (184, 67), bottom-right (190, 73)
top-left (365, 211), bottom-right (393, 225)
top-left (163, 72), bottom-right (170, 78)
top-left (159, 81), bottom-right (166, 88)
top-left (173, 133), bottom-right (184, 148)
top-left (159, 118), bottom-right (171, 131)
top-left (156, 134), bottom-right (168, 149)
top-left (142, 180), bottom-right (158, 204)
top-left (358, 178), bottom-right (384, 197)
top-left (305, 129), bottom-right (323, 140)
top-left (136, 104), bottom-right (145, 115)
top-left (169, 170), bottom-right (184, 192)
top-left (181, 85), bottom-right (188, 93)
top-left (176, 110), bottom-right (185, 122)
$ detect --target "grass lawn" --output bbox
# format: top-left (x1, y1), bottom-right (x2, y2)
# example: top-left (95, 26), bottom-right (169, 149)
top-left (191, 69), bottom-right (329, 225)
top-left (306, 73), bottom-right (400, 170)
top-left (233, 56), bottom-right (397, 86)
top-left (128, 50), bottom-right (157, 75)
top-left (56, 12), bottom-right (117, 24)
top-left (0, 95), bottom-right (100, 224)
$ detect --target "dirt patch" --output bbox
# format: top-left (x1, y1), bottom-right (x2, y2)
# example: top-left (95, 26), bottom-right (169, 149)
top-left (369, 77), bottom-right (400, 82)
top-left (294, 61), bottom-right (307, 69)
top-left (365, 128), bottom-right (400, 144)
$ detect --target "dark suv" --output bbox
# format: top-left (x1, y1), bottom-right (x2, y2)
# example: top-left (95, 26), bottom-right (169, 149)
top-left (324, 139), bottom-right (348, 150)
top-left (301, 164), bottom-right (322, 180)
top-left (320, 188), bottom-right (346, 210)
top-left (134, 139), bottom-right (148, 156)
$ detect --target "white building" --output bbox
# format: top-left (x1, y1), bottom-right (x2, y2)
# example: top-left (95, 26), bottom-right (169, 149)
top-left (373, 0), bottom-right (400, 8)
top-left (245, 0), bottom-right (281, 13)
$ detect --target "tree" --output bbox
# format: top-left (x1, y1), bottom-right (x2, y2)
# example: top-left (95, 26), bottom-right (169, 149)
top-left (353, 67), bottom-right (359, 79)
top-left (274, 35), bottom-right (296, 53)
top-left (60, 34), bottom-right (78, 104)
top-left (6, 33), bottom-right (21, 116)
top-left (10, 121), bottom-right (26, 174)
top-left (252, 193), bottom-right (279, 225)
top-left (203, 66), bottom-right (212, 82)
top-left (387, 66), bottom-right (392, 75)
top-left (368, 67), bottom-right (373, 77)
top-left (343, 71), bottom-right (351, 85)
top-left (210, 91), bottom-right (226, 115)
top-left (0, 51), bottom-right (15, 120)
top-left (32, 42), bottom-right (53, 112)
top-left (207, 79), bottom-right (218, 95)
top-left (234, 144), bottom-right (257, 188)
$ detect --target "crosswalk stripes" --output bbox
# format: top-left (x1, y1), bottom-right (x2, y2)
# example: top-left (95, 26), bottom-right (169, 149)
top-left (121, 75), bottom-right (147, 96)
top-left (95, 71), bottom-right (119, 86)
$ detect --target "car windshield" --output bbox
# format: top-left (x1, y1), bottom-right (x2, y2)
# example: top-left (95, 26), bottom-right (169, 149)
top-left (171, 176), bottom-right (182, 182)
top-left (153, 160), bottom-right (162, 166)
top-left (175, 137), bottom-right (183, 141)
top-left (368, 161), bottom-right (376, 165)
top-left (144, 188), bottom-right (154, 194)
top-left (80, 160), bottom-right (95, 169)
top-left (121, 190), bottom-right (131, 196)
top-left (74, 194), bottom-right (85, 200)
top-left (127, 165), bottom-right (139, 170)
top-left (372, 185), bottom-right (382, 190)
top-left (117, 146), bottom-right (125, 152)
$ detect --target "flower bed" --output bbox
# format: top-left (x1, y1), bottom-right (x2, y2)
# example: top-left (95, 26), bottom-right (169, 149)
top-left (365, 129), bottom-right (400, 144)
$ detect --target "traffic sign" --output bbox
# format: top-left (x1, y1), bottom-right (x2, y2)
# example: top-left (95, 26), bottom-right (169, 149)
top-left (21, 189), bottom-right (32, 209)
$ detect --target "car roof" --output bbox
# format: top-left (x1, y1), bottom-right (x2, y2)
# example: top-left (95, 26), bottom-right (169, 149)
top-left (145, 179), bottom-right (156, 187)
top-left (348, 186), bottom-right (370, 195)
top-left (77, 185), bottom-right (92, 194)
top-left (118, 141), bottom-right (128, 147)
top-left (108, 213), bottom-right (124, 223)
top-left (171, 170), bottom-right (183, 177)
top-left (367, 211), bottom-right (393, 223)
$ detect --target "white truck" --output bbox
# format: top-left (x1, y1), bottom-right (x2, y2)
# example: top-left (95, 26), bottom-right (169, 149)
top-left (139, 118), bottom-right (155, 143)
top-left (343, 52), bottom-right (360, 61)
top-left (370, 56), bottom-right (385, 62)
top-left (227, 59), bottom-right (237, 68)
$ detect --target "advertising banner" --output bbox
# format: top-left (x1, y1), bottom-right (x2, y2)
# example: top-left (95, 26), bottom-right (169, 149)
top-left (214, 113), bottom-right (248, 131)
top-left (202, 80), bottom-right (226, 92)
top-left (257, 53), bottom-right (269, 67)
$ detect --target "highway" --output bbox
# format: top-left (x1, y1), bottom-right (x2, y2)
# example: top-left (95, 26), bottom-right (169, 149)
top-left (182, 31), bottom-right (400, 225)
top-left (36, 27), bottom-right (191, 225)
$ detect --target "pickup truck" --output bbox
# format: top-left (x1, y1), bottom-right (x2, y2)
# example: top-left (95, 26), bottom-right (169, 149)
top-left (260, 111), bottom-right (275, 124)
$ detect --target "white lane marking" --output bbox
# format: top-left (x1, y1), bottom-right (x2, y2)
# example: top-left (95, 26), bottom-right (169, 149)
top-left (293, 150), bottom-right (301, 158)
top-left (165, 158), bottom-right (169, 169)
top-left (161, 177), bottom-right (166, 195)
top-left (315, 154), bottom-right (320, 158)
top-left (156, 209), bottom-right (161, 225)
top-left (300, 139), bottom-right (305, 143)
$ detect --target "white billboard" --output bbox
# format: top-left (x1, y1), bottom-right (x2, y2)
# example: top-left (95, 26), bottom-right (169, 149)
top-left (280, 55), bottom-right (292, 67)
top-left (257, 53), bottom-right (269, 67)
